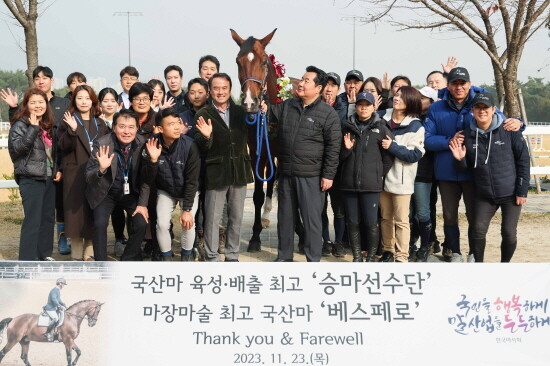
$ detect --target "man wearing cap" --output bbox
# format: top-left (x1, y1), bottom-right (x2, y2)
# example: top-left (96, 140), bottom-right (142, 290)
top-left (320, 72), bottom-right (346, 257)
top-left (336, 70), bottom-right (364, 125)
top-left (449, 92), bottom-right (529, 262)
top-left (424, 67), bottom-right (523, 262)
top-left (43, 278), bottom-right (67, 341)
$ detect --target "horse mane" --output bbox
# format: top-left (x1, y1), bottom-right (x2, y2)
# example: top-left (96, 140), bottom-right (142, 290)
top-left (237, 37), bottom-right (257, 57)
top-left (67, 299), bottom-right (97, 310)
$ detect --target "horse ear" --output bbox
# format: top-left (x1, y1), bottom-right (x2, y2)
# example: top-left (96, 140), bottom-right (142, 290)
top-left (230, 29), bottom-right (244, 46)
top-left (259, 28), bottom-right (277, 48)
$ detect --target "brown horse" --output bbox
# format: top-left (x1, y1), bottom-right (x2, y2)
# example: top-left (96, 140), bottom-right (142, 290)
top-left (231, 28), bottom-right (304, 253)
top-left (0, 300), bottom-right (103, 366)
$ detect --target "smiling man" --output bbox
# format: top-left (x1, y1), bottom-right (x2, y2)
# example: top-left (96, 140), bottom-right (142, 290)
top-left (424, 67), bottom-right (523, 263)
top-left (194, 73), bottom-right (253, 262)
top-left (267, 66), bottom-right (341, 262)
top-left (85, 109), bottom-right (153, 261)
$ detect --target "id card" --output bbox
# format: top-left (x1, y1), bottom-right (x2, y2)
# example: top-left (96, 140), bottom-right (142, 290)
top-left (124, 176), bottom-right (130, 195)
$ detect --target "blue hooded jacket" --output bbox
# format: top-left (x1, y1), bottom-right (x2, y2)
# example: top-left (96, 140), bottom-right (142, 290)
top-left (424, 85), bottom-right (509, 181)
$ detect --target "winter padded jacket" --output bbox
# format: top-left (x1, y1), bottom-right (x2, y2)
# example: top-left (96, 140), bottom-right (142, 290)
top-left (339, 113), bottom-right (394, 192)
top-left (269, 97), bottom-right (341, 179)
top-left (458, 114), bottom-right (530, 199)
top-left (380, 111), bottom-right (425, 195)
top-left (424, 85), bottom-right (510, 182)
top-left (9, 118), bottom-right (57, 182)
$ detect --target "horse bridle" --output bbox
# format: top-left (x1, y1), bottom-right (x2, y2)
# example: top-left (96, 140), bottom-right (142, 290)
top-left (241, 58), bottom-right (269, 98)
top-left (66, 304), bottom-right (102, 322)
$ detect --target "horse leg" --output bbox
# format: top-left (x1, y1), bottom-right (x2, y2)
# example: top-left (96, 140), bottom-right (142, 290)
top-left (0, 339), bottom-right (19, 364)
top-left (247, 179), bottom-right (265, 252)
top-left (19, 338), bottom-right (31, 366)
top-left (71, 345), bottom-right (81, 366)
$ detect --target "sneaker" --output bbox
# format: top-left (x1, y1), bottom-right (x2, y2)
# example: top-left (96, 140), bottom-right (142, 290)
top-left (322, 241), bottom-right (333, 257)
top-left (450, 253), bottom-right (464, 263)
top-left (379, 251), bottom-right (394, 262)
top-left (467, 253), bottom-right (475, 263)
top-left (42, 257), bottom-right (55, 261)
top-left (331, 241), bottom-right (345, 258)
top-left (416, 246), bottom-right (429, 262)
top-left (297, 242), bottom-right (305, 255)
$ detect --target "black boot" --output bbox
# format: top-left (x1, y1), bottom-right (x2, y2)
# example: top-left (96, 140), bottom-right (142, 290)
top-left (473, 237), bottom-right (486, 262)
top-left (365, 223), bottom-right (379, 262)
top-left (346, 224), bottom-right (362, 262)
top-left (417, 220), bottom-right (432, 262)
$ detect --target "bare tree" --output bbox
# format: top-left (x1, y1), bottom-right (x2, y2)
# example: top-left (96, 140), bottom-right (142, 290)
top-left (2, 0), bottom-right (39, 86)
top-left (344, 0), bottom-right (550, 117)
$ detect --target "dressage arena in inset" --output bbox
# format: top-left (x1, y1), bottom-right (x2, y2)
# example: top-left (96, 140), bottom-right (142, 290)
top-left (0, 264), bottom-right (115, 366)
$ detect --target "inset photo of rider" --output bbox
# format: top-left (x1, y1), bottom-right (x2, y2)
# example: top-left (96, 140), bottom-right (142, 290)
top-left (0, 262), bottom-right (115, 366)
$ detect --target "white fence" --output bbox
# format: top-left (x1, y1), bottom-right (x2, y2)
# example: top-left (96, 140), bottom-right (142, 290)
top-left (0, 263), bottom-right (115, 280)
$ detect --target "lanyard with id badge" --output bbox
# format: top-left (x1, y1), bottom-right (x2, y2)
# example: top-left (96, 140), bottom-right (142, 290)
top-left (117, 153), bottom-right (133, 195)
top-left (73, 113), bottom-right (99, 150)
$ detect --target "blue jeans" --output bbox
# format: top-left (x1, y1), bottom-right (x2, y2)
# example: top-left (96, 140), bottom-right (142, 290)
top-left (411, 181), bottom-right (432, 223)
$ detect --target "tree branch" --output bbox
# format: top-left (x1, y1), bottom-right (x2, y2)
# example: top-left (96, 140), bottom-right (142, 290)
top-left (2, 0), bottom-right (28, 27)
top-left (497, 0), bottom-right (513, 46)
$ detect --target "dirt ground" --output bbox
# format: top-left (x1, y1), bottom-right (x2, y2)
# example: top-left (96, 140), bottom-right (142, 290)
top-left (0, 197), bottom-right (548, 263)
top-left (0, 279), bottom-right (112, 366)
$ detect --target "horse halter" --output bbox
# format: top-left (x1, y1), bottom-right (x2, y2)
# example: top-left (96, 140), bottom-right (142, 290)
top-left (66, 304), bottom-right (102, 323)
top-left (241, 59), bottom-right (269, 98)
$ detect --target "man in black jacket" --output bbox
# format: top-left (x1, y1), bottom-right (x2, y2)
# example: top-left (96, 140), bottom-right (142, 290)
top-left (1, 66), bottom-right (71, 255)
top-left (335, 70), bottom-right (363, 125)
top-left (143, 108), bottom-right (201, 261)
top-left (85, 109), bottom-right (152, 261)
top-left (195, 73), bottom-right (253, 262)
top-left (268, 66), bottom-right (342, 262)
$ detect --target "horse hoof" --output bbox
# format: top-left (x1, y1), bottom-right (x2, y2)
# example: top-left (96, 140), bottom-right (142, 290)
top-left (261, 218), bottom-right (270, 228)
top-left (247, 240), bottom-right (261, 253)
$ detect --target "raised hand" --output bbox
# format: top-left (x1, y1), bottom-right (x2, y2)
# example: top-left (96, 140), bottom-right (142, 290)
top-left (63, 111), bottom-right (78, 132)
top-left (381, 72), bottom-right (391, 90)
top-left (96, 145), bottom-right (114, 172)
top-left (343, 133), bottom-right (355, 150)
top-left (374, 95), bottom-right (383, 110)
top-left (29, 112), bottom-right (39, 126)
top-left (159, 95), bottom-right (175, 110)
top-left (0, 88), bottom-right (19, 108)
top-left (449, 138), bottom-right (466, 160)
top-left (118, 102), bottom-right (124, 111)
top-left (196, 116), bottom-right (212, 138)
top-left (146, 138), bottom-right (162, 163)
top-left (381, 135), bottom-right (393, 150)
top-left (442, 56), bottom-right (458, 73)
top-left (347, 88), bottom-right (356, 103)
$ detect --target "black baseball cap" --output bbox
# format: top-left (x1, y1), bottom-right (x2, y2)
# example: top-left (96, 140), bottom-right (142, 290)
top-left (447, 67), bottom-right (470, 83)
top-left (326, 72), bottom-right (341, 87)
top-left (472, 92), bottom-right (495, 108)
top-left (345, 70), bottom-right (363, 82)
top-left (356, 92), bottom-right (375, 105)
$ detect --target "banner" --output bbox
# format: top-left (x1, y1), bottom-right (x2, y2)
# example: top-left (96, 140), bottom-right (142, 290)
top-left (1, 262), bottom-right (549, 365)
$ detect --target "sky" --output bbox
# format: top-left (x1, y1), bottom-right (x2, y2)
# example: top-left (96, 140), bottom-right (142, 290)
top-left (0, 0), bottom-right (548, 96)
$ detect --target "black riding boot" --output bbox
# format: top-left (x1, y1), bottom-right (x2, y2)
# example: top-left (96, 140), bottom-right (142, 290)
top-left (365, 223), bottom-right (379, 262)
top-left (346, 224), bottom-right (362, 262)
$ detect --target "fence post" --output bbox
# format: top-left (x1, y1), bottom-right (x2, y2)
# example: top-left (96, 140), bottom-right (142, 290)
top-left (517, 88), bottom-right (541, 194)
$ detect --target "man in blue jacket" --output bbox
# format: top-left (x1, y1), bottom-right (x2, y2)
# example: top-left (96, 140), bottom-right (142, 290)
top-left (43, 278), bottom-right (67, 341)
top-left (424, 67), bottom-right (522, 262)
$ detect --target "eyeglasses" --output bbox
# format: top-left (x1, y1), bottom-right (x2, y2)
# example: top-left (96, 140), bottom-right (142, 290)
top-left (132, 97), bottom-right (150, 103)
top-left (122, 77), bottom-right (138, 82)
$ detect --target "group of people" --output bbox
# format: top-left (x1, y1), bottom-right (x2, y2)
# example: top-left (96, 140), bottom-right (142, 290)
top-left (0, 54), bottom-right (530, 263)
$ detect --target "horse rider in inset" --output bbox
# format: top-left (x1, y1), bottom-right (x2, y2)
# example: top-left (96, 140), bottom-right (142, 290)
top-left (43, 277), bottom-right (67, 341)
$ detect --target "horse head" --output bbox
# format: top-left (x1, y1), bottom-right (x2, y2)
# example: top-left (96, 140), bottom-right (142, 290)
top-left (231, 28), bottom-right (277, 113)
top-left (85, 301), bottom-right (104, 327)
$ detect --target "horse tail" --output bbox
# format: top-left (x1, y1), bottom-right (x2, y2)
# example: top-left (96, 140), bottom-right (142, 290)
top-left (0, 318), bottom-right (13, 345)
